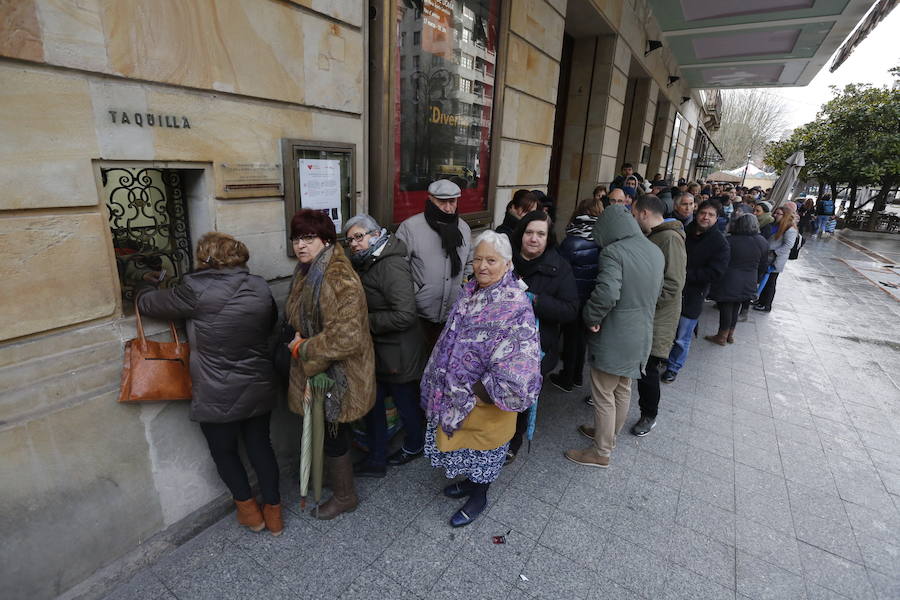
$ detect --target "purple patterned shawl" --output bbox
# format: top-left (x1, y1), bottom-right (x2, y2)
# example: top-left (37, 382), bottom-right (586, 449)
top-left (421, 269), bottom-right (542, 436)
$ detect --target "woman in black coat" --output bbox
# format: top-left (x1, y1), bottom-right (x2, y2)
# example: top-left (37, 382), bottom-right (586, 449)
top-left (552, 196), bottom-right (603, 392)
top-left (344, 214), bottom-right (427, 477)
top-left (506, 211), bottom-right (579, 460)
top-left (706, 214), bottom-right (768, 345)
top-left (137, 232), bottom-right (282, 536)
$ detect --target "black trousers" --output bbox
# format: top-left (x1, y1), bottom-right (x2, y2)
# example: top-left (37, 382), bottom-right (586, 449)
top-left (757, 272), bottom-right (780, 309)
top-left (637, 355), bottom-right (664, 419)
top-left (323, 422), bottom-right (352, 457)
top-left (717, 302), bottom-right (741, 331)
top-left (200, 413), bottom-right (280, 505)
top-left (557, 304), bottom-right (588, 387)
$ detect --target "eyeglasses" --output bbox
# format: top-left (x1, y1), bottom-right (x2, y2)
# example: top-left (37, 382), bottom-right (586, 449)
top-left (291, 234), bottom-right (319, 244)
top-left (347, 230), bottom-right (378, 243)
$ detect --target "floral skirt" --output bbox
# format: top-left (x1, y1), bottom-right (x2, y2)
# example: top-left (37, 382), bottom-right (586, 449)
top-left (423, 422), bottom-right (508, 484)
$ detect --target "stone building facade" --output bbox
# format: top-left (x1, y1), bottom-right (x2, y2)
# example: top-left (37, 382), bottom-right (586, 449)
top-left (0, 1), bottom-right (755, 597)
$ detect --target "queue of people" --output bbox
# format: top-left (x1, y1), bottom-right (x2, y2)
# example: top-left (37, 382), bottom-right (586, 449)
top-left (135, 174), bottom-right (804, 536)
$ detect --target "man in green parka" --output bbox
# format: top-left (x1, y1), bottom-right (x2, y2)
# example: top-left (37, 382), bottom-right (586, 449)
top-left (565, 205), bottom-right (664, 468)
top-left (630, 195), bottom-right (686, 437)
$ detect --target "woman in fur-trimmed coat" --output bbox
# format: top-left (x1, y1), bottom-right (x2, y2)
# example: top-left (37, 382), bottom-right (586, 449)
top-left (285, 209), bottom-right (375, 520)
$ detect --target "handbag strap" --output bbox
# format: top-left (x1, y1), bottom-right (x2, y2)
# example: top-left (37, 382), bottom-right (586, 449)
top-left (133, 299), bottom-right (181, 344)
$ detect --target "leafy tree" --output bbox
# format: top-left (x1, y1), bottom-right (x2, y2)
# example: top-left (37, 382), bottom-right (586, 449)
top-left (763, 68), bottom-right (900, 229)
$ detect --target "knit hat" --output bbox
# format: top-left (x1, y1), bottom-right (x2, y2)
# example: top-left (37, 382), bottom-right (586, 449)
top-left (757, 201), bottom-right (772, 212)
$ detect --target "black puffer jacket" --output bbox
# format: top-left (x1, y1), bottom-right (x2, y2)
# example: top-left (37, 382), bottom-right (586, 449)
top-left (353, 235), bottom-right (427, 383)
top-left (681, 222), bottom-right (730, 319)
top-left (558, 218), bottom-right (600, 303)
top-left (710, 233), bottom-right (769, 303)
top-left (515, 247), bottom-right (579, 374)
top-left (137, 267), bottom-right (278, 423)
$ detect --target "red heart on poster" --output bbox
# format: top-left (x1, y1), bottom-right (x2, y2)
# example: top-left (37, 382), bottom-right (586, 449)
top-left (307, 164), bottom-right (313, 169)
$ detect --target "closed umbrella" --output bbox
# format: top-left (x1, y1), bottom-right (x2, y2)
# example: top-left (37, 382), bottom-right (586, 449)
top-left (298, 372), bottom-right (332, 513)
top-left (298, 386), bottom-right (312, 510)
top-left (768, 151), bottom-right (805, 209)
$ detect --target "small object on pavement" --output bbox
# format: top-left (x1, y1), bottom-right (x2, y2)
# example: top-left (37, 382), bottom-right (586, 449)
top-left (520, 574), bottom-right (529, 582)
top-left (492, 535), bottom-right (506, 544)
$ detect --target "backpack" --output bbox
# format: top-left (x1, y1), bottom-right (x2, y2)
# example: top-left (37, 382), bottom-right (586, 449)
top-left (788, 233), bottom-right (804, 260)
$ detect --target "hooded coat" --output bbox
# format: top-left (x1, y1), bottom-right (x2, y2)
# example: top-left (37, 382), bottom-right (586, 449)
top-left (286, 248), bottom-right (376, 423)
top-left (583, 205), bottom-right (665, 378)
top-left (681, 221), bottom-right (730, 319)
top-left (646, 220), bottom-right (687, 358)
top-left (136, 267), bottom-right (278, 423)
top-left (353, 235), bottom-right (427, 383)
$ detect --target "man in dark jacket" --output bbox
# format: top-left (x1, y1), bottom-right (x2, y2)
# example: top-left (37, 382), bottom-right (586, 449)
top-left (610, 162), bottom-right (644, 189)
top-left (565, 205), bottom-right (664, 469)
top-left (630, 195), bottom-right (686, 436)
top-left (661, 200), bottom-right (730, 383)
top-left (670, 192), bottom-right (695, 227)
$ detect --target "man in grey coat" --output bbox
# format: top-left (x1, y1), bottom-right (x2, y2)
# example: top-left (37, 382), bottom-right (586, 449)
top-left (396, 179), bottom-right (472, 348)
top-left (564, 205), bottom-right (664, 468)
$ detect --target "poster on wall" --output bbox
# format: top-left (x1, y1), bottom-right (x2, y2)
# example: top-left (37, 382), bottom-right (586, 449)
top-left (298, 158), bottom-right (342, 231)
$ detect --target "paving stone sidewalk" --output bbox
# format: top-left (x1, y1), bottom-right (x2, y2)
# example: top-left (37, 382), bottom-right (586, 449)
top-left (104, 235), bottom-right (900, 600)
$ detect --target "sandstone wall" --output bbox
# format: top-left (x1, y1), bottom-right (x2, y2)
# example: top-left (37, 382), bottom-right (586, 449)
top-left (0, 1), bottom-right (363, 597)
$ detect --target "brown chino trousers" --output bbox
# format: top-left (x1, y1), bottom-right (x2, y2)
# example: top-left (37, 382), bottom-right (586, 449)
top-left (590, 368), bottom-right (632, 457)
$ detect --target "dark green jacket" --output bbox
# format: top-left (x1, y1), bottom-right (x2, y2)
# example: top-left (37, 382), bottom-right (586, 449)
top-left (583, 206), bottom-right (664, 378)
top-left (647, 220), bottom-right (687, 358)
top-left (354, 235), bottom-right (427, 383)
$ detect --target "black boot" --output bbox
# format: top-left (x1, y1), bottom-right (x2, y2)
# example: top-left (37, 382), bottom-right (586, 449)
top-left (450, 482), bottom-right (489, 527)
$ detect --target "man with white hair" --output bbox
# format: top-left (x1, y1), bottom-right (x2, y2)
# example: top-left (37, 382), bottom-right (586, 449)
top-left (396, 180), bottom-right (472, 348)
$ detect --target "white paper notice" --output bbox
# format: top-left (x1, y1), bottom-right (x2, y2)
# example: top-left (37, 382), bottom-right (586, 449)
top-left (298, 158), bottom-right (342, 231)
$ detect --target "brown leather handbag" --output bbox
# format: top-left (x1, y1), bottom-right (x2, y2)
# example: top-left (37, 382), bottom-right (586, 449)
top-left (117, 302), bottom-right (192, 403)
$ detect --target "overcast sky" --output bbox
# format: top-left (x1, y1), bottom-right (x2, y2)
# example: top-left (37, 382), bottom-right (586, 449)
top-left (757, 6), bottom-right (900, 132)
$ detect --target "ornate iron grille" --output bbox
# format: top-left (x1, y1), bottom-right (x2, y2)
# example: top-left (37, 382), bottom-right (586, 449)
top-left (103, 167), bottom-right (192, 302)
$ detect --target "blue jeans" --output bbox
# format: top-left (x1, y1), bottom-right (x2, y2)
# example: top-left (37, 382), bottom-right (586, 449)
top-left (363, 380), bottom-right (424, 465)
top-left (815, 215), bottom-right (830, 233)
top-left (666, 316), bottom-right (698, 374)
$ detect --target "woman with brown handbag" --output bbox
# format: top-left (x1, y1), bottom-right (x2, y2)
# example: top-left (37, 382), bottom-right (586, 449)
top-left (136, 232), bottom-right (283, 536)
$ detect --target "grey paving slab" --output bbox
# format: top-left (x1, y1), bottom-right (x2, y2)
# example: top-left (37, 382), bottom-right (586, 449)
top-left (737, 551), bottom-right (807, 600)
top-left (94, 235), bottom-right (900, 600)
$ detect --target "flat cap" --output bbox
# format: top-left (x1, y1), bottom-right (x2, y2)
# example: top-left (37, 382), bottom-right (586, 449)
top-left (428, 179), bottom-right (461, 199)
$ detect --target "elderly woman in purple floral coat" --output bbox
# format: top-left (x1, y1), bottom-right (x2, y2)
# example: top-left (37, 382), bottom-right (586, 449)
top-left (422, 230), bottom-right (542, 527)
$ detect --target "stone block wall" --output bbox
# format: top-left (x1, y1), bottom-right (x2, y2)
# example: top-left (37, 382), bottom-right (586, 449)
top-left (492, 0), bottom-right (566, 225)
top-left (0, 1), bottom-right (363, 597)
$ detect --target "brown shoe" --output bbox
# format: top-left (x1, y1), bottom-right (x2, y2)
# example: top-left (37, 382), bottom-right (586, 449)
top-left (234, 498), bottom-right (265, 532)
top-left (577, 424), bottom-right (595, 440)
top-left (564, 448), bottom-right (609, 468)
top-left (262, 504), bottom-right (284, 537)
top-left (704, 331), bottom-right (728, 346)
top-left (726, 329), bottom-right (735, 344)
top-left (315, 452), bottom-right (358, 520)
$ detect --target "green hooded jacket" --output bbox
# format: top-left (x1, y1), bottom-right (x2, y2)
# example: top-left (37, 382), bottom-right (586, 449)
top-left (583, 205), bottom-right (665, 378)
top-left (647, 219), bottom-right (687, 358)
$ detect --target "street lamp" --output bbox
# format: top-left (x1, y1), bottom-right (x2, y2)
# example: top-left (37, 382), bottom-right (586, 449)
top-left (740, 151), bottom-right (752, 187)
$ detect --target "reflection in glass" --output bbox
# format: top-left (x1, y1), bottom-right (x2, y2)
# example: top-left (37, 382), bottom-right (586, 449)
top-left (393, 0), bottom-right (501, 223)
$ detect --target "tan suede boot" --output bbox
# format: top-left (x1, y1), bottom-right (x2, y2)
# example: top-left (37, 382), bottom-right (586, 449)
top-left (234, 498), bottom-right (265, 532)
top-left (704, 330), bottom-right (728, 346)
top-left (315, 452), bottom-right (358, 520)
top-left (262, 504), bottom-right (284, 537)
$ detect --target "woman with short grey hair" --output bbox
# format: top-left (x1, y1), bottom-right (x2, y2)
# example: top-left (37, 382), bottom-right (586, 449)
top-left (343, 214), bottom-right (428, 477)
top-left (707, 213), bottom-right (769, 344)
top-left (420, 228), bottom-right (541, 527)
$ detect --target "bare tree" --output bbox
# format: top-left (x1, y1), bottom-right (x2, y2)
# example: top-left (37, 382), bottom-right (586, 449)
top-left (712, 89), bottom-right (791, 169)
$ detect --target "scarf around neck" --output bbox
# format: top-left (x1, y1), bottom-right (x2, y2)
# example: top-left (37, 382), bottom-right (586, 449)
top-left (424, 199), bottom-right (463, 277)
top-left (513, 249), bottom-right (547, 280)
top-left (349, 229), bottom-right (389, 269)
top-left (566, 214), bottom-right (597, 240)
top-left (286, 244), bottom-right (348, 422)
